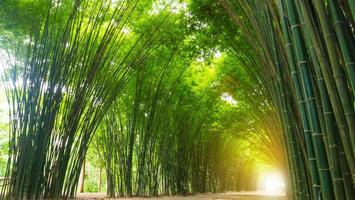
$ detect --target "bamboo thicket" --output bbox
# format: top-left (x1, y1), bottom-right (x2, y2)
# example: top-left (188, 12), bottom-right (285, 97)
top-left (219, 0), bottom-right (355, 199)
top-left (1, 0), bottom-right (166, 198)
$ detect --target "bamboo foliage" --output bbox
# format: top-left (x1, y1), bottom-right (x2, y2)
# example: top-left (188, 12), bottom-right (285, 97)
top-left (219, 0), bottom-right (355, 199)
top-left (1, 0), bottom-right (167, 199)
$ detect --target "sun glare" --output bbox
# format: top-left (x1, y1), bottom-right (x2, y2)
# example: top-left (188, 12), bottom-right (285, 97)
top-left (259, 172), bottom-right (285, 196)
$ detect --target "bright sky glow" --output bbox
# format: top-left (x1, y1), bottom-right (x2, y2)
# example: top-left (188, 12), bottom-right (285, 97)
top-left (53, 0), bottom-right (62, 8)
top-left (258, 172), bottom-right (285, 196)
top-left (221, 92), bottom-right (237, 105)
top-left (171, 2), bottom-right (187, 14)
top-left (196, 57), bottom-right (204, 63)
top-left (214, 50), bottom-right (222, 58)
top-left (121, 27), bottom-right (131, 35)
top-left (0, 94), bottom-right (9, 124)
top-left (149, 0), bottom-right (187, 15)
top-left (0, 49), bottom-right (10, 72)
top-left (111, 0), bottom-right (119, 6)
top-left (0, 50), bottom-right (9, 125)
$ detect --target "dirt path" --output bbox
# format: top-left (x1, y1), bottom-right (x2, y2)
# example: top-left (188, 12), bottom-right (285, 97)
top-left (76, 192), bottom-right (287, 200)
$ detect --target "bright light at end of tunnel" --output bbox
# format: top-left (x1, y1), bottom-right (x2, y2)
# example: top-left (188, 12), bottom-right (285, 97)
top-left (259, 172), bottom-right (285, 196)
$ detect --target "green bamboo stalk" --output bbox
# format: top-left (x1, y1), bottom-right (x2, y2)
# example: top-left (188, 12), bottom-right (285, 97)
top-left (347, 0), bottom-right (355, 22)
top-left (275, 47), bottom-right (310, 199)
top-left (283, 0), bottom-right (334, 199)
top-left (327, 0), bottom-right (355, 157)
top-left (277, 1), bottom-right (321, 199)
top-left (313, 0), bottom-right (355, 184)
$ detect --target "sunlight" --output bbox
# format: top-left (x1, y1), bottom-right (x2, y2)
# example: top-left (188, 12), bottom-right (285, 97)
top-left (259, 172), bottom-right (285, 195)
top-left (214, 50), bottom-right (222, 58)
top-left (221, 92), bottom-right (237, 105)
top-left (149, 0), bottom-right (187, 15)
top-left (121, 27), bottom-right (131, 35)
top-left (0, 49), bottom-right (9, 73)
top-left (0, 50), bottom-right (9, 126)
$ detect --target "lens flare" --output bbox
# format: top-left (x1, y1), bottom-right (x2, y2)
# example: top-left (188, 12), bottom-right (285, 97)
top-left (258, 172), bottom-right (285, 195)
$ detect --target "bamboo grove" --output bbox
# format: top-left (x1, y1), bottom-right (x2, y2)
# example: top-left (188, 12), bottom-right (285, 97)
top-left (0, 0), bottom-right (354, 199)
top-left (0, 0), bottom-right (169, 198)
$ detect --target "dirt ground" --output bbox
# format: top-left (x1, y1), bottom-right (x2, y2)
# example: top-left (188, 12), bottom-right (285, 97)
top-left (76, 192), bottom-right (287, 200)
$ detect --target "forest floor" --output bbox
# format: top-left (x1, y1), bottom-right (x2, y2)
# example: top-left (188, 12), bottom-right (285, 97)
top-left (76, 192), bottom-right (287, 200)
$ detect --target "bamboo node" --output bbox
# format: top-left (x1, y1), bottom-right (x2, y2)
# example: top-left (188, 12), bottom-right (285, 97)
top-left (333, 74), bottom-right (344, 79)
top-left (332, 20), bottom-right (346, 26)
top-left (312, 184), bottom-right (321, 188)
top-left (344, 112), bottom-right (355, 116)
top-left (291, 71), bottom-right (299, 76)
top-left (345, 62), bottom-right (355, 66)
top-left (306, 97), bottom-right (316, 101)
top-left (323, 33), bottom-right (335, 38)
top-left (312, 133), bottom-right (322, 137)
top-left (291, 24), bottom-right (301, 29)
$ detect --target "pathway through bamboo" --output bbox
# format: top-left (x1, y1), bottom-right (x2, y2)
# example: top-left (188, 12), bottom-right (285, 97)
top-left (76, 192), bottom-right (287, 200)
